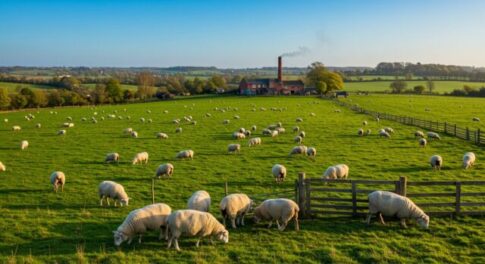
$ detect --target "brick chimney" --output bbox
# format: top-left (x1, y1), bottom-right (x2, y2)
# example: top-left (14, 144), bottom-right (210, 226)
top-left (278, 56), bottom-right (282, 82)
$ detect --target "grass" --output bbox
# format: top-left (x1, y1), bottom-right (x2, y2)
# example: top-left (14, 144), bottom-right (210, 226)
top-left (0, 81), bottom-right (54, 92)
top-left (0, 96), bottom-right (484, 263)
top-left (344, 80), bottom-right (485, 94)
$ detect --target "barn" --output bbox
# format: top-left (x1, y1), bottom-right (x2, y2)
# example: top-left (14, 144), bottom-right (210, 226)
top-left (239, 56), bottom-right (305, 95)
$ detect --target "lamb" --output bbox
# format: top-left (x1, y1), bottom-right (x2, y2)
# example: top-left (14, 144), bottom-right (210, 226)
top-left (463, 152), bottom-right (476, 169)
top-left (50, 171), bottom-right (66, 192)
top-left (114, 203), bottom-right (172, 246)
top-left (427, 132), bottom-right (441, 140)
top-left (379, 129), bottom-right (391, 138)
top-left (306, 147), bottom-right (316, 157)
top-left (251, 125), bottom-right (257, 131)
top-left (270, 130), bottom-right (279, 137)
top-left (176, 150), bottom-right (194, 159)
top-left (220, 193), bottom-right (253, 228)
top-left (0, 161), bottom-right (5, 172)
top-left (12, 126), bottom-right (21, 131)
top-left (275, 127), bottom-right (285, 134)
top-left (157, 132), bottom-right (168, 139)
top-left (227, 144), bottom-right (241, 153)
top-left (272, 164), bottom-right (287, 183)
top-left (419, 138), bottom-right (427, 147)
top-left (166, 209), bottom-right (229, 251)
top-left (99, 181), bottom-right (129, 206)
top-left (187, 190), bottom-right (211, 212)
top-left (375, 117), bottom-right (380, 122)
top-left (253, 198), bottom-right (299, 231)
top-left (232, 132), bottom-right (245, 139)
top-left (299, 131), bottom-right (306, 138)
top-left (36, 123), bottom-right (41, 128)
top-left (205, 113), bottom-right (212, 117)
top-left (175, 127), bottom-right (182, 133)
top-left (363, 121), bottom-right (368, 126)
top-left (366, 191), bottom-right (429, 229)
top-left (132, 152), bottom-right (149, 165)
top-left (21, 140), bottom-right (29, 150)
top-left (248, 137), bottom-right (262, 147)
top-left (430, 155), bottom-right (443, 170)
top-left (140, 117), bottom-right (146, 123)
top-left (358, 128), bottom-right (364, 136)
top-left (124, 128), bottom-right (133, 134)
top-left (289, 146), bottom-right (307, 156)
top-left (294, 136), bottom-right (303, 144)
top-left (293, 126), bottom-right (299, 132)
top-left (155, 163), bottom-right (174, 178)
top-left (105, 153), bottom-right (120, 163)
top-left (296, 117), bottom-right (303, 122)
top-left (57, 129), bottom-right (66, 135)
top-left (131, 131), bottom-right (138, 138)
top-left (414, 131), bottom-right (425, 138)
top-left (4, 119), bottom-right (8, 123)
top-left (384, 127), bottom-right (394, 134)
top-left (323, 164), bottom-right (349, 180)
top-left (472, 117), bottom-right (480, 122)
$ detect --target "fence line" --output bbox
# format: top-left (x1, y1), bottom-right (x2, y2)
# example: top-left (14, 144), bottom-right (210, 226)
top-left (330, 98), bottom-right (483, 146)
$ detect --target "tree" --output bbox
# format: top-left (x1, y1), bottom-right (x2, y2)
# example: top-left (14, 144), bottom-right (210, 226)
top-left (136, 72), bottom-right (156, 100)
top-left (47, 90), bottom-right (65, 106)
top-left (413, 85), bottom-right (425, 94)
top-left (123, 89), bottom-right (134, 101)
top-left (105, 78), bottom-right (123, 103)
top-left (426, 80), bottom-right (435, 93)
top-left (315, 81), bottom-right (327, 95)
top-left (59, 76), bottom-right (80, 90)
top-left (0, 88), bottom-right (11, 109)
top-left (10, 94), bottom-right (28, 109)
top-left (463, 85), bottom-right (474, 94)
top-left (31, 90), bottom-right (48, 107)
top-left (93, 84), bottom-right (107, 104)
top-left (390, 80), bottom-right (407, 93)
top-left (306, 62), bottom-right (344, 94)
top-left (210, 75), bottom-right (227, 89)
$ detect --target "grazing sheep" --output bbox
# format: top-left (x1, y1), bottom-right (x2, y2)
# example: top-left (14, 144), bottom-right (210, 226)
top-left (131, 131), bottom-right (138, 138)
top-left (296, 117), bottom-right (303, 122)
top-left (430, 155), bottom-right (443, 170)
top-left (173, 119), bottom-right (180, 124)
top-left (205, 113), bottom-right (212, 117)
top-left (244, 130), bottom-right (251, 136)
top-left (227, 144), bottom-right (241, 153)
top-left (66, 116), bottom-right (73, 121)
top-left (234, 115), bottom-right (240, 119)
top-left (191, 121), bottom-right (197, 125)
top-left (276, 122), bottom-right (283, 128)
top-left (187, 191), bottom-right (211, 212)
top-left (366, 191), bottom-right (429, 229)
top-left (176, 150), bottom-right (194, 159)
top-left (4, 119), bottom-right (8, 123)
top-left (267, 124), bottom-right (277, 130)
top-left (220, 193), bottom-right (253, 228)
top-left (414, 131), bottom-right (425, 138)
top-left (293, 126), bottom-right (299, 132)
top-left (384, 127), bottom-right (394, 134)
top-left (140, 117), bottom-right (146, 123)
top-left (157, 132), bottom-right (168, 139)
top-left (132, 152), bottom-right (149, 165)
top-left (427, 132), bottom-right (441, 140)
top-left (253, 198), bottom-right (299, 231)
top-left (289, 146), bottom-right (307, 156)
top-left (232, 132), bottom-right (246, 139)
top-left (50, 171), bottom-right (65, 192)
top-left (114, 203), bottom-right (172, 246)
top-left (463, 152), bottom-right (476, 169)
top-left (248, 137), bottom-right (262, 147)
top-left (272, 164), bottom-right (287, 183)
top-left (20, 140), bottom-right (29, 150)
top-left (223, 119), bottom-right (230, 125)
top-left (251, 125), bottom-right (257, 131)
top-left (307, 147), bottom-right (316, 157)
top-left (323, 164), bottom-right (349, 180)
top-left (155, 163), bottom-right (174, 178)
top-left (379, 129), bottom-right (391, 138)
top-left (147, 119), bottom-right (153, 123)
top-left (365, 129), bottom-right (371, 136)
top-left (419, 138), bottom-right (427, 147)
top-left (294, 136), bottom-right (303, 144)
top-left (36, 123), bottom-right (41, 128)
top-left (275, 127), bottom-right (285, 134)
top-left (310, 112), bottom-right (316, 117)
top-left (0, 161), bottom-right (5, 172)
top-left (472, 117), bottom-right (480, 122)
top-left (262, 129), bottom-right (271, 135)
top-left (57, 130), bottom-right (66, 135)
top-left (375, 117), bottom-right (380, 122)
top-left (105, 153), bottom-right (120, 163)
top-left (270, 130), bottom-right (279, 137)
top-left (299, 131), bottom-right (306, 138)
top-left (334, 109), bottom-right (341, 113)
top-left (166, 209), bottom-right (229, 251)
top-left (358, 128), bottom-right (364, 136)
top-left (175, 127), bottom-right (182, 133)
top-left (363, 121), bottom-right (368, 126)
top-left (12, 126), bottom-right (21, 131)
top-left (99, 181), bottom-right (129, 207)
top-left (238, 128), bottom-right (246, 133)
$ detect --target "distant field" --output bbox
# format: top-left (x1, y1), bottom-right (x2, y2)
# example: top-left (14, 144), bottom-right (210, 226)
top-left (0, 81), bottom-right (54, 91)
top-left (0, 96), bottom-right (484, 263)
top-left (345, 94), bottom-right (485, 131)
top-left (346, 75), bottom-right (423, 81)
top-left (83, 83), bottom-right (138, 91)
top-left (344, 81), bottom-right (485, 94)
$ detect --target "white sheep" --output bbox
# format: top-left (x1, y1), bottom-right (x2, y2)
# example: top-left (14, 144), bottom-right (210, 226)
top-left (220, 193), bottom-right (253, 229)
top-left (99, 181), bottom-right (129, 207)
top-left (358, 128), bottom-right (364, 136)
top-left (463, 152), bottom-right (476, 169)
top-left (379, 129), bottom-right (391, 138)
top-left (294, 136), bottom-right (303, 144)
top-left (140, 117), bottom-right (145, 123)
top-left (176, 150), bottom-right (194, 159)
top-left (472, 117), bottom-right (480, 122)
top-left (251, 125), bottom-right (257, 131)
top-left (248, 137), bottom-right (262, 147)
top-left (414, 131), bottom-right (425, 138)
top-left (0, 161), bottom-right (5, 172)
top-left (114, 203), bottom-right (172, 246)
top-left (57, 129), bottom-right (66, 135)
top-left (419, 138), bottom-right (427, 147)
top-left (228, 144), bottom-right (241, 153)
top-left (157, 132), bottom-right (168, 139)
top-left (363, 121), bottom-right (368, 126)
top-left (187, 190), bottom-right (211, 212)
top-left (299, 131), bottom-right (306, 138)
top-left (50, 171), bottom-right (65, 192)
top-left (223, 119), bottom-right (230, 125)
top-left (244, 130), bottom-right (251, 137)
top-left (124, 128), bottom-right (133, 134)
top-left (253, 198), bottom-right (299, 231)
top-left (366, 191), bottom-right (429, 229)
top-left (132, 152), bottom-right (149, 165)
top-left (173, 119), bottom-right (180, 124)
top-left (175, 127), bottom-right (182, 133)
top-left (323, 164), bottom-right (349, 180)
top-left (430, 155), bottom-right (443, 170)
top-left (270, 130), bottom-right (279, 137)
top-left (384, 127), bottom-right (394, 134)
top-left (427, 132), bottom-right (441, 140)
top-left (36, 123), bottom-right (41, 128)
top-left (272, 164), bottom-right (287, 183)
top-left (293, 126), bottom-right (300, 132)
top-left (289, 146), bottom-right (307, 156)
top-left (131, 131), bottom-right (138, 138)
top-left (365, 129), bottom-right (371, 136)
top-left (20, 140), bottom-right (29, 150)
top-left (4, 119), bottom-right (8, 123)
top-left (307, 147), bottom-right (316, 157)
top-left (238, 127), bottom-right (246, 133)
top-left (234, 115), bottom-right (240, 119)
top-left (155, 163), bottom-right (174, 178)
top-left (12, 126), bottom-right (21, 131)
top-left (105, 153), bottom-right (120, 163)
top-left (262, 129), bottom-right (271, 135)
top-left (275, 127), bottom-right (285, 134)
top-left (296, 117), bottom-right (303, 122)
top-left (232, 132), bottom-right (245, 139)
top-left (166, 209), bottom-right (229, 251)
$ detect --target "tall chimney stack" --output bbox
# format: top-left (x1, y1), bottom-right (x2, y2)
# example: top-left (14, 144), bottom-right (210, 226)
top-left (278, 56), bottom-right (282, 82)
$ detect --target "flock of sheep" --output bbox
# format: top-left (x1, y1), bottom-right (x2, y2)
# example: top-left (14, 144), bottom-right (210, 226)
top-left (0, 100), bottom-right (478, 252)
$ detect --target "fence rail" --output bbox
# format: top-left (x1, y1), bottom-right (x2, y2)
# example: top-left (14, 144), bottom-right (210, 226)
top-left (331, 98), bottom-right (483, 146)
top-left (295, 173), bottom-right (485, 219)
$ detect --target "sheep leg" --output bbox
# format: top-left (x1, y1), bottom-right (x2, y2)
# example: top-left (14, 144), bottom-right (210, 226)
top-left (400, 219), bottom-right (408, 228)
top-left (267, 221), bottom-right (273, 228)
top-left (378, 213), bottom-right (386, 225)
top-left (138, 235), bottom-right (142, 244)
top-left (278, 221), bottom-right (287, 231)
top-left (61, 184), bottom-right (64, 192)
top-left (294, 217), bottom-right (300, 231)
top-left (174, 239), bottom-right (180, 251)
top-left (231, 218), bottom-right (237, 229)
top-left (365, 213), bottom-right (373, 225)
top-left (241, 214), bottom-right (246, 226)
top-left (196, 237), bottom-right (201, 247)
top-left (167, 237), bottom-right (173, 249)
top-left (276, 220), bottom-right (281, 230)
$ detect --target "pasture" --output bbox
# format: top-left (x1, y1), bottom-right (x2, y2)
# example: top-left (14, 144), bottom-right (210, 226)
top-left (344, 80), bottom-right (485, 94)
top-left (0, 96), bottom-right (484, 263)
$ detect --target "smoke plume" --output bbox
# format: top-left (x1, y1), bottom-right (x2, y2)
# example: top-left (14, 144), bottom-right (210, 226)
top-left (281, 46), bottom-right (310, 57)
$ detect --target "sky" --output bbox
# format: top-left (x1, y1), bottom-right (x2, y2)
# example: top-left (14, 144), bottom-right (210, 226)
top-left (1, 0), bottom-right (485, 68)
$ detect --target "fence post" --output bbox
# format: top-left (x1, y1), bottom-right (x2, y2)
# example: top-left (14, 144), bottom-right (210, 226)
top-left (444, 122), bottom-right (447, 134)
top-left (454, 124), bottom-right (457, 136)
top-left (466, 127), bottom-right (470, 140)
top-left (297, 172), bottom-right (306, 218)
top-left (224, 181), bottom-right (228, 196)
top-left (455, 182), bottom-right (461, 216)
top-left (305, 176), bottom-right (312, 218)
top-left (476, 129), bottom-right (481, 145)
top-left (151, 178), bottom-right (155, 204)
top-left (399, 176), bottom-right (407, 196)
top-left (351, 182), bottom-right (357, 217)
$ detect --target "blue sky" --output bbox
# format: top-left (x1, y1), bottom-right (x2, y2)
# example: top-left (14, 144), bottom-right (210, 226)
top-left (1, 0), bottom-right (484, 68)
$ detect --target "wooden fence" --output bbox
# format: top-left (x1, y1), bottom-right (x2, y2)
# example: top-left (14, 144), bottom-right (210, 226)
top-left (295, 173), bottom-right (485, 218)
top-left (332, 99), bottom-right (484, 146)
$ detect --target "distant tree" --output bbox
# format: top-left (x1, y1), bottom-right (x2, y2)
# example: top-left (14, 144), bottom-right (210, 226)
top-left (47, 90), bottom-right (65, 106)
top-left (123, 89), bottom-right (134, 101)
top-left (426, 80), bottom-right (435, 93)
top-left (204, 80), bottom-right (218, 93)
top-left (31, 90), bottom-right (48, 107)
top-left (315, 81), bottom-right (327, 95)
top-left (210, 75), bottom-right (227, 89)
top-left (136, 72), bottom-right (156, 100)
top-left (463, 85), bottom-right (474, 94)
top-left (0, 87), bottom-right (11, 109)
top-left (10, 94), bottom-right (28, 109)
top-left (230, 75), bottom-right (242, 84)
top-left (405, 73), bottom-right (413, 80)
top-left (390, 80), bottom-right (407, 93)
top-left (105, 78), bottom-right (123, 103)
top-left (59, 76), bottom-right (81, 90)
top-left (306, 62), bottom-right (344, 94)
top-left (92, 83), bottom-right (107, 104)
top-left (413, 85), bottom-right (425, 94)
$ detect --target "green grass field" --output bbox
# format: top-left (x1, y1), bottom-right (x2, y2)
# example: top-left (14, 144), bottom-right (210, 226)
top-left (344, 81), bottom-right (485, 94)
top-left (0, 96), bottom-right (484, 263)
top-left (0, 82), bottom-right (54, 92)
